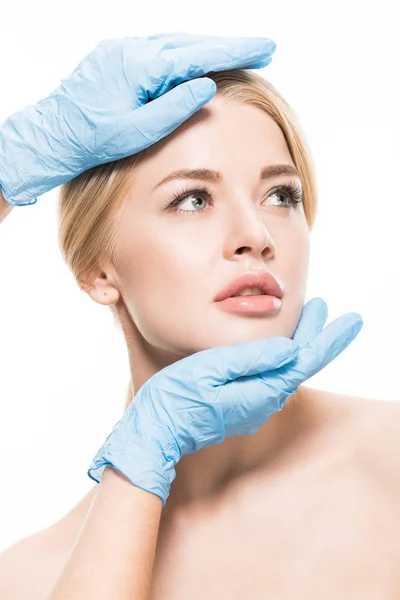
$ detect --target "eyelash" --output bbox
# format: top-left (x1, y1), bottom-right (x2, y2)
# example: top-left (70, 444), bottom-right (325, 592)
top-left (164, 181), bottom-right (304, 215)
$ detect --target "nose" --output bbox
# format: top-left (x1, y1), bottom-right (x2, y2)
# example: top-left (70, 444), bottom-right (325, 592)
top-left (222, 202), bottom-right (276, 260)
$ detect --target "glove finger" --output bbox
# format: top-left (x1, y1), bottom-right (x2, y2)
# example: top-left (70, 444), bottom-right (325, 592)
top-left (146, 34), bottom-right (275, 70)
top-left (204, 298), bottom-right (328, 391)
top-left (246, 56), bottom-right (273, 69)
top-left (201, 298), bottom-right (328, 390)
top-left (146, 31), bottom-right (270, 47)
top-left (146, 31), bottom-right (187, 41)
top-left (146, 32), bottom-right (237, 48)
top-left (195, 336), bottom-right (301, 390)
top-left (283, 312), bottom-right (364, 388)
top-left (123, 36), bottom-right (276, 98)
top-left (110, 78), bottom-right (216, 158)
top-left (220, 311), bottom-right (363, 436)
top-left (291, 297), bottom-right (329, 345)
top-left (162, 37), bottom-right (276, 86)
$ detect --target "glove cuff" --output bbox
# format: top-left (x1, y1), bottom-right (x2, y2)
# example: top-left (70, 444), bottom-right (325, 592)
top-left (0, 106), bottom-right (45, 206)
top-left (87, 434), bottom-right (179, 507)
top-left (0, 92), bottom-right (74, 206)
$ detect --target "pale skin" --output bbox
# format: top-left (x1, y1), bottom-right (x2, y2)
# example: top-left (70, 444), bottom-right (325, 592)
top-left (86, 95), bottom-right (313, 507)
top-left (1, 97), bottom-right (399, 598)
top-left (0, 186), bottom-right (14, 222)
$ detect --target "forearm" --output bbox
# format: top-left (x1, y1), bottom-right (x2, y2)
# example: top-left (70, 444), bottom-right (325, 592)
top-left (0, 186), bottom-right (14, 224)
top-left (47, 466), bottom-right (162, 600)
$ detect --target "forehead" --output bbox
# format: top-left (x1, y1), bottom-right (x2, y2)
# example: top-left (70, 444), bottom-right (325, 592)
top-left (132, 97), bottom-right (294, 183)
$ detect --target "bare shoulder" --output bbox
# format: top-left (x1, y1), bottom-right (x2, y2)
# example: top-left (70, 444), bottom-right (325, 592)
top-left (352, 395), bottom-right (400, 488)
top-left (306, 386), bottom-right (400, 489)
top-left (322, 387), bottom-right (400, 491)
top-left (0, 528), bottom-right (64, 600)
top-left (0, 486), bottom-right (97, 599)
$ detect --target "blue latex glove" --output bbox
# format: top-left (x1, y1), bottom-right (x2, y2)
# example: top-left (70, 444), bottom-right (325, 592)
top-left (88, 297), bottom-right (363, 506)
top-left (0, 32), bottom-right (276, 206)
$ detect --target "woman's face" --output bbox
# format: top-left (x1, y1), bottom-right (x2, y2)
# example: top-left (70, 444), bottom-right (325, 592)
top-left (93, 96), bottom-right (310, 361)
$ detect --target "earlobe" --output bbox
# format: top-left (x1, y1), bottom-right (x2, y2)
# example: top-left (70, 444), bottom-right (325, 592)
top-left (82, 276), bottom-right (121, 306)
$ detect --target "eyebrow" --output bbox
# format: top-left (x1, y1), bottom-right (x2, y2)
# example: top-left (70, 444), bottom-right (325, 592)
top-left (152, 163), bottom-right (300, 191)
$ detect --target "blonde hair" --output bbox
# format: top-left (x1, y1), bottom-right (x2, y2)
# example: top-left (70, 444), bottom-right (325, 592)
top-left (57, 68), bottom-right (318, 413)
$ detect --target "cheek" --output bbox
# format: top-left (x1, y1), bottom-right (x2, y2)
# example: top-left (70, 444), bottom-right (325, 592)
top-left (118, 231), bottom-right (209, 304)
top-left (276, 224), bottom-right (310, 285)
top-left (117, 233), bottom-right (212, 350)
top-left (284, 217), bottom-right (309, 256)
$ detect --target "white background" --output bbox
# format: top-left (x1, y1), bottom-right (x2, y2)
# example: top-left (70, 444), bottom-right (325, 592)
top-left (0, 0), bottom-right (399, 552)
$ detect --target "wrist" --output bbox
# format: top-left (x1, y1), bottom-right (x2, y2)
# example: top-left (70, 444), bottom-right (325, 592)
top-left (100, 464), bottom-right (163, 509)
top-left (0, 185), bottom-right (14, 222)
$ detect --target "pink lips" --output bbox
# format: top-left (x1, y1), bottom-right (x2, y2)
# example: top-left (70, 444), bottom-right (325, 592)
top-left (214, 270), bottom-right (283, 303)
top-left (216, 294), bottom-right (282, 315)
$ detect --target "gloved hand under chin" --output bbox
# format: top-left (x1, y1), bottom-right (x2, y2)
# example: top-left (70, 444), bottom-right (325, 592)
top-left (0, 32), bottom-right (276, 206)
top-left (88, 297), bottom-right (363, 506)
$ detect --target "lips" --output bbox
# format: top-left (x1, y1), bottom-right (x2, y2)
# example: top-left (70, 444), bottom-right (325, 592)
top-left (214, 270), bottom-right (283, 302)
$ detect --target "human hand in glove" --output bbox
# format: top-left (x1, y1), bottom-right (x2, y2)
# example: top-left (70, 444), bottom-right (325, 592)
top-left (88, 297), bottom-right (363, 506)
top-left (0, 32), bottom-right (276, 206)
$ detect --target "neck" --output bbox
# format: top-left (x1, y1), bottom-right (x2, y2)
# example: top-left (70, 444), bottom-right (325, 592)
top-left (51, 385), bottom-right (327, 556)
top-left (118, 306), bottom-right (324, 510)
top-left (165, 385), bottom-right (321, 509)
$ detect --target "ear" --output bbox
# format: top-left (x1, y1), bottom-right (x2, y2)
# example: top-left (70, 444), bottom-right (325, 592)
top-left (82, 271), bottom-right (121, 306)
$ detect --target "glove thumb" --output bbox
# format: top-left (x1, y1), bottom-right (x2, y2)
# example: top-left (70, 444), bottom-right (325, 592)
top-left (113, 77), bottom-right (216, 159)
top-left (198, 337), bottom-right (301, 388)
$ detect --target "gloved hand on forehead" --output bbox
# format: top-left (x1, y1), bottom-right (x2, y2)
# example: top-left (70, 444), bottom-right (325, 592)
top-left (88, 297), bottom-right (363, 506)
top-left (0, 32), bottom-right (277, 207)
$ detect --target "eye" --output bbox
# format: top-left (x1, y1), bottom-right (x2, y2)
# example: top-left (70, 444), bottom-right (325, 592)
top-left (262, 182), bottom-right (304, 210)
top-left (267, 187), bottom-right (299, 208)
top-left (164, 185), bottom-right (213, 215)
top-left (164, 181), bottom-right (304, 215)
